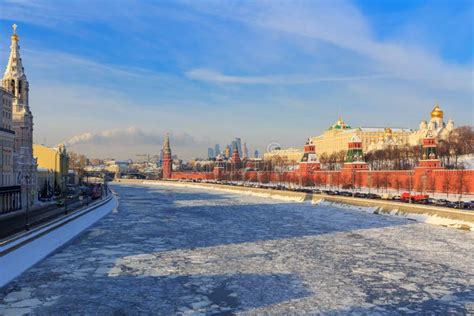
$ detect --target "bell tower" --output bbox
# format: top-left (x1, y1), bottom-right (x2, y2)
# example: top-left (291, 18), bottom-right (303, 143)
top-left (3, 24), bottom-right (30, 110)
top-left (2, 24), bottom-right (37, 208)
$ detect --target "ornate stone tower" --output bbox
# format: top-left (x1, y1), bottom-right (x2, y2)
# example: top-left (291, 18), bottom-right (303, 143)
top-left (299, 139), bottom-right (320, 174)
top-left (417, 131), bottom-right (442, 169)
top-left (2, 24), bottom-right (37, 207)
top-left (162, 134), bottom-right (172, 179)
top-left (231, 142), bottom-right (241, 166)
top-left (343, 135), bottom-right (368, 170)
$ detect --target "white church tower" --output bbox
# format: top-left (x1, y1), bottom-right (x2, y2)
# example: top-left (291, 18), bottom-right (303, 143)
top-left (2, 24), bottom-right (37, 208)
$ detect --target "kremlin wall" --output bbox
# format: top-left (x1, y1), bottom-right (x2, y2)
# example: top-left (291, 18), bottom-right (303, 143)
top-left (160, 106), bottom-right (474, 195)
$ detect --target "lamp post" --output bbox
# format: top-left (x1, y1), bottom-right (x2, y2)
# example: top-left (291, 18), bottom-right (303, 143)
top-left (62, 175), bottom-right (68, 214)
top-left (23, 174), bottom-right (30, 230)
top-left (408, 170), bottom-right (413, 204)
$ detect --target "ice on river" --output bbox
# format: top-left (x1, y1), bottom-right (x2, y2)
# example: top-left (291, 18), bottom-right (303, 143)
top-left (1, 183), bottom-right (473, 315)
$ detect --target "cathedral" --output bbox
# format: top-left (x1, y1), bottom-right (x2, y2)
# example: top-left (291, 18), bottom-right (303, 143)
top-left (1, 24), bottom-right (37, 209)
top-left (408, 104), bottom-right (454, 146)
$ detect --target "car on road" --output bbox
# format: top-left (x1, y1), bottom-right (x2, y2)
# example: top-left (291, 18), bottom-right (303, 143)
top-left (366, 193), bottom-right (381, 199)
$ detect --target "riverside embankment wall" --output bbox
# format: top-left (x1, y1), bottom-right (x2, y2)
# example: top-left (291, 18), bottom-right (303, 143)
top-left (0, 194), bottom-right (118, 288)
top-left (114, 179), bottom-right (474, 230)
top-left (160, 168), bottom-right (474, 194)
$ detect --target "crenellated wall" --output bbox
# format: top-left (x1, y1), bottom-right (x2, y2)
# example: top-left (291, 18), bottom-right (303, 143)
top-left (171, 171), bottom-right (215, 180)
top-left (163, 167), bottom-right (473, 195)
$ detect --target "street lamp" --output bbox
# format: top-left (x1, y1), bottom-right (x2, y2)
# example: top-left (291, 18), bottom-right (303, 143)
top-left (62, 175), bottom-right (68, 214)
top-left (22, 174), bottom-right (30, 230)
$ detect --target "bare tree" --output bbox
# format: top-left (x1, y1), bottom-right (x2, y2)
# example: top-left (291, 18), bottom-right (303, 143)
top-left (442, 172), bottom-right (453, 199)
top-left (453, 169), bottom-right (468, 201)
top-left (373, 173), bottom-right (382, 192)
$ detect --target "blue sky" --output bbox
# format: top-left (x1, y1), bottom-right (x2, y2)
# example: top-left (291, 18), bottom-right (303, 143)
top-left (0, 0), bottom-right (472, 159)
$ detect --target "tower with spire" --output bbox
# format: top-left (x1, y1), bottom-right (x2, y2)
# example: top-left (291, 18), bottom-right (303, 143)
top-left (2, 24), bottom-right (37, 207)
top-left (162, 134), bottom-right (172, 179)
top-left (299, 138), bottom-right (320, 174)
top-left (231, 141), bottom-right (241, 166)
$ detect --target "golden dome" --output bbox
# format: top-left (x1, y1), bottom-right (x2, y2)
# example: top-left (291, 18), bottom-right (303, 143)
top-left (431, 104), bottom-right (444, 119)
top-left (384, 127), bottom-right (392, 135)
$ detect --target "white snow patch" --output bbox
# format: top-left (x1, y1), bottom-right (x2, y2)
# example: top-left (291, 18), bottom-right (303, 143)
top-left (145, 181), bottom-right (473, 231)
top-left (313, 200), bottom-right (474, 231)
top-left (0, 196), bottom-right (118, 288)
top-left (143, 181), bottom-right (306, 203)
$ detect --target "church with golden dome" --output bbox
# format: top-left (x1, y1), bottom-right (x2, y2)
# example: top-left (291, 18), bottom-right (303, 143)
top-left (408, 104), bottom-right (454, 146)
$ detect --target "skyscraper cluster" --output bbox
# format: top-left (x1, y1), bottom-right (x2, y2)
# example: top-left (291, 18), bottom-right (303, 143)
top-left (207, 138), bottom-right (258, 160)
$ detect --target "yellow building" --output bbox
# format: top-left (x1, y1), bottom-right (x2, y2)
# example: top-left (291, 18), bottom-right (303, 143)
top-left (263, 147), bottom-right (304, 163)
top-left (311, 117), bottom-right (412, 156)
top-left (33, 144), bottom-right (69, 192)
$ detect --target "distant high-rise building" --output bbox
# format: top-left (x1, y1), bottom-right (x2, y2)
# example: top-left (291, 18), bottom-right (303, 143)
top-left (235, 138), bottom-right (242, 157)
top-left (224, 145), bottom-right (231, 158)
top-left (231, 141), bottom-right (237, 155)
top-left (242, 142), bottom-right (249, 159)
top-left (254, 150), bottom-right (259, 158)
top-left (214, 144), bottom-right (220, 156)
top-left (207, 148), bottom-right (215, 159)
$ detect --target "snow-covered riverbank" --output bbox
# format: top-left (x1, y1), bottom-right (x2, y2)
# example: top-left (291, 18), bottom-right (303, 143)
top-left (1, 183), bottom-right (471, 314)
top-left (142, 180), bottom-right (474, 231)
top-left (0, 195), bottom-right (118, 288)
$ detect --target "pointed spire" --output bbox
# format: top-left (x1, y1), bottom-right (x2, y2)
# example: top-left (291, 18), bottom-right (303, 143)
top-left (4, 23), bottom-right (25, 79)
top-left (231, 141), bottom-right (241, 164)
top-left (162, 133), bottom-right (171, 156)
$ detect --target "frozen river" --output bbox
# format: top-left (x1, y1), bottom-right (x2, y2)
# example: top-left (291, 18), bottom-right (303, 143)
top-left (1, 183), bottom-right (473, 315)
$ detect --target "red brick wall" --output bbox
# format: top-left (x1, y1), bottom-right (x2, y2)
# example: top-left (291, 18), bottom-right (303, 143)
top-left (167, 167), bottom-right (474, 195)
top-left (171, 172), bottom-right (214, 180)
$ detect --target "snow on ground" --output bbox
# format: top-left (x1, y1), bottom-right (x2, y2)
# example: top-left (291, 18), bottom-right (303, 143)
top-left (0, 183), bottom-right (472, 315)
top-left (458, 154), bottom-right (474, 169)
top-left (0, 196), bottom-right (118, 288)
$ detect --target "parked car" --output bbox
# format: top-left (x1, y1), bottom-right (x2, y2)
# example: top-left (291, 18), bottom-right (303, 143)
top-left (354, 192), bottom-right (367, 198)
top-left (366, 193), bottom-right (381, 199)
top-left (451, 201), bottom-right (468, 209)
top-left (433, 199), bottom-right (449, 206)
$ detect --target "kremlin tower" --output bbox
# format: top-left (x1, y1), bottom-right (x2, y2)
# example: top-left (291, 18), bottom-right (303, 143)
top-left (162, 134), bottom-right (172, 179)
top-left (299, 139), bottom-right (320, 174)
top-left (343, 135), bottom-right (368, 170)
top-left (231, 141), bottom-right (242, 166)
top-left (416, 131), bottom-right (443, 169)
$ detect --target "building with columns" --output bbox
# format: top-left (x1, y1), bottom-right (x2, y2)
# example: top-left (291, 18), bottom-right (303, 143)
top-left (0, 86), bottom-right (20, 213)
top-left (310, 104), bottom-right (454, 156)
top-left (2, 24), bottom-right (37, 209)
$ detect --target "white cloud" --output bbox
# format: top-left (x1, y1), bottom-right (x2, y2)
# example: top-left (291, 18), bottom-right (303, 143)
top-left (185, 0), bottom-right (472, 92)
top-left (65, 127), bottom-right (197, 147)
top-left (186, 68), bottom-right (391, 85)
